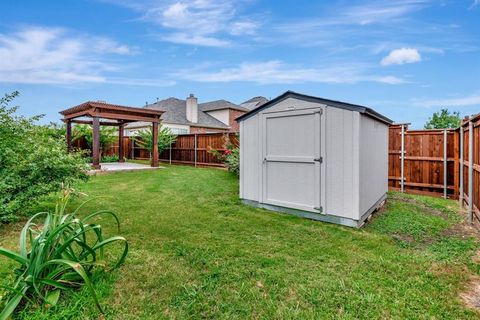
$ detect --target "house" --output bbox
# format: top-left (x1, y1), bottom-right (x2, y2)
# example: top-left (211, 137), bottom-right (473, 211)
top-left (237, 91), bottom-right (392, 228)
top-left (125, 94), bottom-right (267, 135)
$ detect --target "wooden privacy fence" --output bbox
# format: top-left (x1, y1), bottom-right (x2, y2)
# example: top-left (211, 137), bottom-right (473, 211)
top-left (389, 114), bottom-right (480, 222)
top-left (92, 132), bottom-right (238, 167)
top-left (460, 114), bottom-right (480, 223)
top-left (159, 133), bottom-right (238, 167)
top-left (388, 125), bottom-right (459, 199)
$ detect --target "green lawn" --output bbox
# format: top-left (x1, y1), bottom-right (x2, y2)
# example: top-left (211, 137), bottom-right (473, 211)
top-left (1, 165), bottom-right (479, 319)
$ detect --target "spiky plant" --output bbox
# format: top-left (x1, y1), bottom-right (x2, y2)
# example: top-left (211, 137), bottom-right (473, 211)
top-left (0, 189), bottom-right (128, 319)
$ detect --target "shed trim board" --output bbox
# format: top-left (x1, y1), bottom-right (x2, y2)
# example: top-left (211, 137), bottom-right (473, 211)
top-left (242, 193), bottom-right (386, 228)
top-left (239, 91), bottom-right (391, 228)
top-left (236, 90), bottom-right (393, 125)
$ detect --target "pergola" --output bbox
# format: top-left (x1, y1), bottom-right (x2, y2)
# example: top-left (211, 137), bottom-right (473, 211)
top-left (59, 101), bottom-right (164, 169)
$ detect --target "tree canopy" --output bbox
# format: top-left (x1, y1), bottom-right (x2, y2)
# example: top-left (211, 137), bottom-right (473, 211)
top-left (424, 109), bottom-right (461, 129)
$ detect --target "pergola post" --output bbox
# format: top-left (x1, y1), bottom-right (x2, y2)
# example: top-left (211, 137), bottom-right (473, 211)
top-left (151, 122), bottom-right (159, 167)
top-left (92, 116), bottom-right (101, 169)
top-left (66, 120), bottom-right (72, 152)
top-left (118, 124), bottom-right (125, 163)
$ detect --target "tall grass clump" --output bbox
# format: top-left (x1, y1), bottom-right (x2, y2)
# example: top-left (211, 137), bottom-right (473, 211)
top-left (0, 189), bottom-right (128, 319)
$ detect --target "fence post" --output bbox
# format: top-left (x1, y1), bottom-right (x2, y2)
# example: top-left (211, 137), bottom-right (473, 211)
top-left (131, 138), bottom-right (135, 160)
top-left (468, 119), bottom-right (474, 223)
top-left (194, 134), bottom-right (197, 168)
top-left (460, 126), bottom-right (464, 205)
top-left (443, 129), bottom-right (448, 199)
top-left (169, 142), bottom-right (172, 165)
top-left (400, 124), bottom-right (405, 193)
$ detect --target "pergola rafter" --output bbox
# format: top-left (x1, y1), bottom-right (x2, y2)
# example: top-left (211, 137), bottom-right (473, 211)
top-left (60, 101), bottom-right (164, 169)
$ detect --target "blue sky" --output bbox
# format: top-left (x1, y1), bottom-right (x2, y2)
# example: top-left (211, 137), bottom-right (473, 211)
top-left (1, 0), bottom-right (479, 128)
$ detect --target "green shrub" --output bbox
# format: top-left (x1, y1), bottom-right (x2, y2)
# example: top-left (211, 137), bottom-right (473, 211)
top-left (72, 124), bottom-right (117, 154)
top-left (209, 136), bottom-right (239, 176)
top-left (101, 154), bottom-right (119, 162)
top-left (0, 92), bottom-right (88, 223)
top-left (0, 189), bottom-right (128, 318)
top-left (133, 126), bottom-right (177, 156)
top-left (83, 154), bottom-right (120, 164)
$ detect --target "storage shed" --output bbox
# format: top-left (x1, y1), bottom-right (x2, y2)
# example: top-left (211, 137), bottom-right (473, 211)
top-left (237, 91), bottom-right (393, 228)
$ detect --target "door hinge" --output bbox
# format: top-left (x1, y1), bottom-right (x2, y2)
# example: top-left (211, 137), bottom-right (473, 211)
top-left (314, 157), bottom-right (323, 163)
top-left (315, 109), bottom-right (323, 115)
top-left (314, 206), bottom-right (323, 213)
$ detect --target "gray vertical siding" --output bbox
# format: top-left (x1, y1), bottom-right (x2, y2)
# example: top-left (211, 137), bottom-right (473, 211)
top-left (239, 116), bottom-right (260, 201)
top-left (358, 115), bottom-right (389, 215)
top-left (324, 107), bottom-right (359, 219)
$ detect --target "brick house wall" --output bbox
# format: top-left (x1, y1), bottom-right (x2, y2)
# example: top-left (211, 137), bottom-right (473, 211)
top-left (189, 126), bottom-right (229, 134)
top-left (229, 109), bottom-right (246, 132)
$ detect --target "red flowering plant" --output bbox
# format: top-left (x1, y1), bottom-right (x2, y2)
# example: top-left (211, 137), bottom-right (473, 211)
top-left (208, 135), bottom-right (239, 176)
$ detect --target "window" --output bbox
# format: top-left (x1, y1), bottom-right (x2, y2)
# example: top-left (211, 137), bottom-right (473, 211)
top-left (170, 128), bottom-right (189, 135)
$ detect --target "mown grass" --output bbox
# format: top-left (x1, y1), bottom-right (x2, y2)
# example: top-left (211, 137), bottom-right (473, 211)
top-left (1, 165), bottom-right (479, 319)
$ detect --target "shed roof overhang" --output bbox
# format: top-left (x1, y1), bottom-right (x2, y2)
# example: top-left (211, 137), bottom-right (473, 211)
top-left (59, 101), bottom-right (164, 124)
top-left (236, 91), bottom-right (393, 125)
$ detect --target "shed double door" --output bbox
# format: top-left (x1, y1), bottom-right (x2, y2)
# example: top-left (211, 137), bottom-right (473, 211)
top-left (262, 108), bottom-right (322, 213)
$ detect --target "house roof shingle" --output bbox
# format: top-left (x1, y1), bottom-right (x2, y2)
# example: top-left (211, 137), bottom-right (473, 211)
top-left (134, 97), bottom-right (230, 129)
top-left (199, 100), bottom-right (249, 112)
top-left (240, 96), bottom-right (269, 110)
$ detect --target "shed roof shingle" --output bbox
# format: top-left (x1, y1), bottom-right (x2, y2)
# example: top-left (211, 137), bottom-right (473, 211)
top-left (236, 91), bottom-right (393, 124)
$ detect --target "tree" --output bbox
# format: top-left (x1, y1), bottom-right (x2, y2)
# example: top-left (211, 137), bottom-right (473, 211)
top-left (134, 126), bottom-right (177, 156)
top-left (424, 109), bottom-right (461, 129)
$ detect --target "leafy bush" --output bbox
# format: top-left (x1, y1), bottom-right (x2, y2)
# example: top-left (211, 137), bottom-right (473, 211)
top-left (72, 124), bottom-right (117, 158)
top-left (0, 189), bottom-right (128, 318)
top-left (0, 92), bottom-right (88, 223)
top-left (133, 126), bottom-right (177, 155)
top-left (209, 136), bottom-right (239, 176)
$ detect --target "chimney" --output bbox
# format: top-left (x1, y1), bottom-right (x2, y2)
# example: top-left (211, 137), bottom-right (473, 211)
top-left (186, 93), bottom-right (198, 123)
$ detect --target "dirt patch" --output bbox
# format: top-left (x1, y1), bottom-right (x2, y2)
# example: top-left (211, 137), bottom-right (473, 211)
top-left (461, 275), bottom-right (480, 310)
top-left (441, 222), bottom-right (480, 240)
top-left (391, 233), bottom-right (415, 244)
top-left (390, 195), bottom-right (480, 241)
top-left (389, 195), bottom-right (453, 219)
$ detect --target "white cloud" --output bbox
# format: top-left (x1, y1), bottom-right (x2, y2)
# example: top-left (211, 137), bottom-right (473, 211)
top-left (162, 33), bottom-right (231, 47)
top-left (115, 0), bottom-right (257, 46)
top-left (381, 48), bottom-right (421, 66)
top-left (414, 94), bottom-right (480, 108)
top-left (374, 76), bottom-right (408, 84)
top-left (471, 0), bottom-right (480, 8)
top-left (229, 20), bottom-right (259, 36)
top-left (173, 60), bottom-right (407, 85)
top-left (0, 26), bottom-right (171, 86)
top-left (344, 0), bottom-right (429, 25)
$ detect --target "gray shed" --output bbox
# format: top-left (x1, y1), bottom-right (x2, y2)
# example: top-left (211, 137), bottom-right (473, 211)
top-left (237, 91), bottom-right (393, 228)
